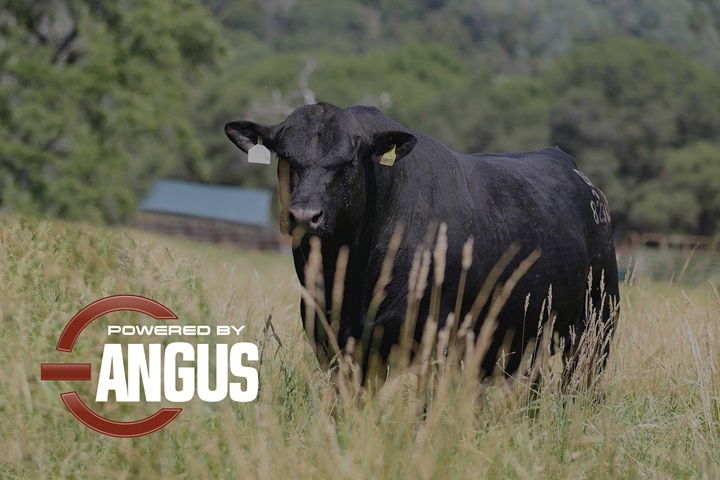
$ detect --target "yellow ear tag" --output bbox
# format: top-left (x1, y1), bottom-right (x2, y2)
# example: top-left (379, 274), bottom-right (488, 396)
top-left (380, 144), bottom-right (397, 166)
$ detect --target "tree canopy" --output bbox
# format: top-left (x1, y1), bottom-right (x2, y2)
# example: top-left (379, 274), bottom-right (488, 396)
top-left (0, 0), bottom-right (224, 222)
top-left (3, 0), bottom-right (720, 237)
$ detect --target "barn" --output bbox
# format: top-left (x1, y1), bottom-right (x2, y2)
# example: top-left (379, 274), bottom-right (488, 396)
top-left (136, 179), bottom-right (278, 249)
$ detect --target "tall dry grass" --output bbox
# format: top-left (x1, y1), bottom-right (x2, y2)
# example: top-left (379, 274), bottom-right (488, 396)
top-left (1, 215), bottom-right (719, 479)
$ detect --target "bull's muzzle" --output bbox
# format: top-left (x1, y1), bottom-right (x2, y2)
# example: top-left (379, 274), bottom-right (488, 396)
top-left (288, 207), bottom-right (324, 232)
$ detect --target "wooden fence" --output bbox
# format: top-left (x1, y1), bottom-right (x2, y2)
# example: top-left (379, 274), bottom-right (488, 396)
top-left (134, 212), bottom-right (281, 250)
top-left (616, 232), bottom-right (720, 284)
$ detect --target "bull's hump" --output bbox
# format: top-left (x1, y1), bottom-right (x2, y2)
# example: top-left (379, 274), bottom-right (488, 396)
top-left (345, 105), bottom-right (407, 133)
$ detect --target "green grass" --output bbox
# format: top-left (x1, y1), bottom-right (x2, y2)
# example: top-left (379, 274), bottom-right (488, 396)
top-left (1, 215), bottom-right (719, 479)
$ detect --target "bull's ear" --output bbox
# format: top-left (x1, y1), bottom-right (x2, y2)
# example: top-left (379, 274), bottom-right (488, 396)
top-left (224, 120), bottom-right (274, 153)
top-left (371, 131), bottom-right (417, 165)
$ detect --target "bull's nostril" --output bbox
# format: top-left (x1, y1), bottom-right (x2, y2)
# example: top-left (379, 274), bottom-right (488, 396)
top-left (288, 207), bottom-right (323, 230)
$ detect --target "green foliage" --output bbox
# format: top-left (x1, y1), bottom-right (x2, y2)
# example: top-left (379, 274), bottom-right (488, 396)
top-left (628, 182), bottom-right (701, 233)
top-left (413, 75), bottom-right (550, 154)
top-left (197, 31), bottom-right (720, 236)
top-left (0, 0), bottom-right (224, 223)
top-left (194, 1), bottom-right (720, 237)
top-left (664, 142), bottom-right (720, 233)
top-left (313, 44), bottom-right (468, 117)
top-left (542, 38), bottom-right (720, 235)
top-left (193, 44), bottom-right (468, 191)
top-left (205, 0), bottom-right (720, 71)
top-left (4, 0), bottom-right (720, 236)
top-left (202, 0), bottom-right (266, 39)
top-left (274, 0), bottom-right (380, 53)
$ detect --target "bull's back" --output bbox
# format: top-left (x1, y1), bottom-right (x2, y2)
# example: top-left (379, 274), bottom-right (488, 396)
top-left (464, 147), bottom-right (606, 243)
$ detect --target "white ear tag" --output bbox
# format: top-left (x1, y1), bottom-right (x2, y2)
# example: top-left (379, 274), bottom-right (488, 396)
top-left (248, 136), bottom-right (271, 165)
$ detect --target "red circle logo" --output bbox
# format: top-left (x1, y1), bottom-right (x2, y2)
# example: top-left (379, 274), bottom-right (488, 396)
top-left (40, 295), bottom-right (182, 438)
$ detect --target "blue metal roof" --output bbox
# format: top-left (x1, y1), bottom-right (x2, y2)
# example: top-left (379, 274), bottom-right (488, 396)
top-left (140, 179), bottom-right (271, 228)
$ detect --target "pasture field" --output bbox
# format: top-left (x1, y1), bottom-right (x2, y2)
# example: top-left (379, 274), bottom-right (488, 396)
top-left (1, 215), bottom-right (719, 479)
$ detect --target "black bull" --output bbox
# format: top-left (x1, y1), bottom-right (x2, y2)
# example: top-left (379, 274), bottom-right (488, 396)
top-left (226, 102), bottom-right (619, 383)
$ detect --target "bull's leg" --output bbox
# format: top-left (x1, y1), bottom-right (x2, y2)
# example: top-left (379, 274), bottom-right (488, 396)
top-left (358, 320), bottom-right (403, 387)
top-left (300, 298), bottom-right (332, 369)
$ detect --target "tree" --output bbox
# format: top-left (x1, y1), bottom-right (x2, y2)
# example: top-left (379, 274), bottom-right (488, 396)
top-left (193, 44), bottom-right (469, 190)
top-left (0, 0), bottom-right (224, 222)
top-left (274, 0), bottom-right (381, 53)
top-left (663, 142), bottom-right (720, 235)
top-left (192, 3), bottom-right (720, 237)
top-left (543, 37), bottom-right (720, 235)
top-left (626, 142), bottom-right (720, 235)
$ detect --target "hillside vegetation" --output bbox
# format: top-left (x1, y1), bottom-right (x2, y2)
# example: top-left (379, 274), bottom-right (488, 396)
top-left (3, 1), bottom-right (720, 236)
top-left (1, 216), bottom-right (719, 478)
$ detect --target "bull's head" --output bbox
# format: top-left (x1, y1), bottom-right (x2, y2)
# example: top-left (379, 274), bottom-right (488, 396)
top-left (225, 103), bottom-right (416, 243)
